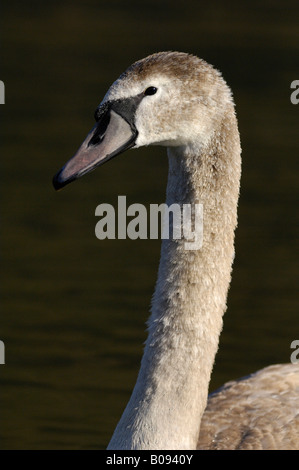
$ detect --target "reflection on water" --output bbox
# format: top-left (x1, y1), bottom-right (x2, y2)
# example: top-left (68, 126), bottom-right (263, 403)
top-left (1, 1), bottom-right (299, 449)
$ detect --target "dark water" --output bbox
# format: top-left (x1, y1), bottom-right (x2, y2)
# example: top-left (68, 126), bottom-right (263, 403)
top-left (1, 1), bottom-right (299, 449)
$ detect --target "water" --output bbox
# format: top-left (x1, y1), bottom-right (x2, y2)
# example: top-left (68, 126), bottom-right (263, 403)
top-left (1, 1), bottom-right (299, 449)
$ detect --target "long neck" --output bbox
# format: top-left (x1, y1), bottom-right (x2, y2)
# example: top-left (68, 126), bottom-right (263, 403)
top-left (107, 112), bottom-right (241, 450)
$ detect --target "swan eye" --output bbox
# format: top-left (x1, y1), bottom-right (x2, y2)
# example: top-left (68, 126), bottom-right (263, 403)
top-left (144, 86), bottom-right (158, 96)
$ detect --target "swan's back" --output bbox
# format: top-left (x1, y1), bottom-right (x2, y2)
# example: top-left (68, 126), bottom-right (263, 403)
top-left (197, 363), bottom-right (299, 450)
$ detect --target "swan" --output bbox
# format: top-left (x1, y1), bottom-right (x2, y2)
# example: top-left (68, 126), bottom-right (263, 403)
top-left (53, 51), bottom-right (299, 450)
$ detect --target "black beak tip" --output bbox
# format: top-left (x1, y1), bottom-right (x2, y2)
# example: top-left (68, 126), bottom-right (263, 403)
top-left (52, 170), bottom-right (67, 191)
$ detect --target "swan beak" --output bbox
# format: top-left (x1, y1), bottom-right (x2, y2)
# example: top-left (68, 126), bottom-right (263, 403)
top-left (53, 106), bottom-right (137, 190)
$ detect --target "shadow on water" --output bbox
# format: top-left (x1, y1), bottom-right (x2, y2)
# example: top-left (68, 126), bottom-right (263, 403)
top-left (1, 1), bottom-right (299, 449)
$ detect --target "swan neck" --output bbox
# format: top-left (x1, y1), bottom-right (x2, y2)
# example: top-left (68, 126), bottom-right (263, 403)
top-left (108, 113), bottom-right (241, 450)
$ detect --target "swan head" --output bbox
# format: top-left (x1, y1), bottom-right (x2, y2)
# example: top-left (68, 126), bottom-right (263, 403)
top-left (53, 51), bottom-right (234, 190)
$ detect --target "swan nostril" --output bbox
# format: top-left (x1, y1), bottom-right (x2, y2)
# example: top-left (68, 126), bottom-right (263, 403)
top-left (89, 109), bottom-right (111, 146)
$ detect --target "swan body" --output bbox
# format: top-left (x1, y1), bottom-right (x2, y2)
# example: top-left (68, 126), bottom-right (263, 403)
top-left (53, 51), bottom-right (299, 450)
top-left (198, 363), bottom-right (299, 449)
